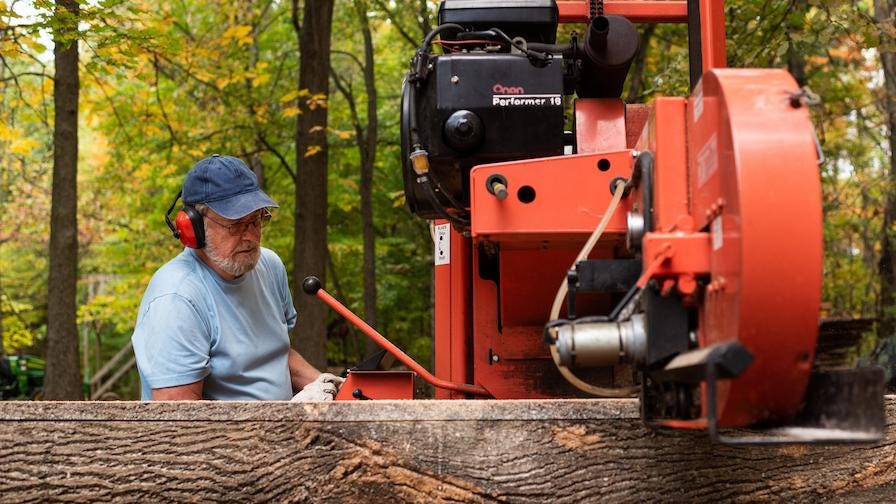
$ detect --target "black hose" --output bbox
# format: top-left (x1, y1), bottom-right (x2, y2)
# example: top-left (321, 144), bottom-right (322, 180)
top-left (426, 169), bottom-right (466, 214)
top-left (418, 175), bottom-right (470, 229)
top-left (406, 81), bottom-right (421, 150)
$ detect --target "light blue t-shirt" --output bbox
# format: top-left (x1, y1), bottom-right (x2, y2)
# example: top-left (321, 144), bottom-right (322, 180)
top-left (132, 247), bottom-right (297, 400)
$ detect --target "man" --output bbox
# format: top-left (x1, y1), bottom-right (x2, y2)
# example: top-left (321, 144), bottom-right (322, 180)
top-left (132, 154), bottom-right (342, 400)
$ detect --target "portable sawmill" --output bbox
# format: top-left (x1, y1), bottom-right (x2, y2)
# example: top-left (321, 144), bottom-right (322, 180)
top-left (302, 0), bottom-right (885, 444)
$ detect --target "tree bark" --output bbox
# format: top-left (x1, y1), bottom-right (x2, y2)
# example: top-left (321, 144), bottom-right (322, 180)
top-left (1, 399), bottom-right (895, 501)
top-left (355, 0), bottom-right (380, 356)
top-left (293, 0), bottom-right (335, 370)
top-left (786, 0), bottom-right (808, 88)
top-left (875, 1), bottom-right (896, 376)
top-left (43, 0), bottom-right (81, 400)
top-left (625, 24), bottom-right (655, 104)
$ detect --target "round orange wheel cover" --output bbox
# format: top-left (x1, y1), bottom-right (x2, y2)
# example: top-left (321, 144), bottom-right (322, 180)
top-left (691, 69), bottom-right (822, 427)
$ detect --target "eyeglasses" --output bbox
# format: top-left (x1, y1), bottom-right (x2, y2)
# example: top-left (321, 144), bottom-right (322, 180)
top-left (205, 208), bottom-right (273, 236)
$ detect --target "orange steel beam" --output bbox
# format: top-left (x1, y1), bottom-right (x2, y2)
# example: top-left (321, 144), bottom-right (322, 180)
top-left (699, 0), bottom-right (726, 71)
top-left (557, 1), bottom-right (688, 24)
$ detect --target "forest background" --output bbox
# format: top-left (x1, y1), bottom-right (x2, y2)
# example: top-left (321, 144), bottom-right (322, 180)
top-left (1, 0), bottom-right (895, 399)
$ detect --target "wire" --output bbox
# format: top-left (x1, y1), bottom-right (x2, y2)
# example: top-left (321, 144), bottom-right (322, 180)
top-left (547, 178), bottom-right (639, 397)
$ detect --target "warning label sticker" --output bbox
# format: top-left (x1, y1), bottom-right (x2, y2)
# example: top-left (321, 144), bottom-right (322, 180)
top-left (697, 133), bottom-right (719, 187)
top-left (434, 223), bottom-right (450, 266)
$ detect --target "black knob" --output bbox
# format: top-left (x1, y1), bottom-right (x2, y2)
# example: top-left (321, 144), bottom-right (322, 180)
top-left (352, 388), bottom-right (371, 400)
top-left (443, 110), bottom-right (484, 153)
top-left (302, 276), bottom-right (321, 295)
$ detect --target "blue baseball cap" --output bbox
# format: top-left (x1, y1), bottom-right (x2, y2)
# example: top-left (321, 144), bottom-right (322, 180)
top-left (182, 154), bottom-right (278, 219)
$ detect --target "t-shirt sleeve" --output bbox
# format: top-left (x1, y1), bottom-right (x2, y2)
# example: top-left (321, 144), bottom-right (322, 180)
top-left (279, 261), bottom-right (298, 332)
top-left (132, 294), bottom-right (212, 390)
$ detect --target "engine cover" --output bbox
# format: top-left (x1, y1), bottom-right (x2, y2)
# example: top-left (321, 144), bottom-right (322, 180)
top-left (402, 53), bottom-right (565, 219)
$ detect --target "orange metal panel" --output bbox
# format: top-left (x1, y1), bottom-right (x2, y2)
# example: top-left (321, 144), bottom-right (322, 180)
top-left (649, 97), bottom-right (690, 232)
top-left (686, 69), bottom-right (822, 427)
top-left (472, 246), bottom-right (610, 399)
top-left (557, 1), bottom-right (688, 24)
top-left (470, 151), bottom-right (633, 241)
top-left (575, 99), bottom-right (627, 153)
top-left (335, 371), bottom-right (415, 401)
top-left (433, 223), bottom-right (473, 399)
top-left (642, 232), bottom-right (711, 277)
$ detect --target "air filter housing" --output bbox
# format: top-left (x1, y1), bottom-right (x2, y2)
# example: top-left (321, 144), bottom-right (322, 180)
top-left (438, 0), bottom-right (560, 44)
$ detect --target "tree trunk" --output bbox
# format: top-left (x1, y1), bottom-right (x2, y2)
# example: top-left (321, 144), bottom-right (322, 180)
top-left (43, 0), bottom-right (81, 400)
top-left (786, 0), bottom-right (808, 88)
top-left (625, 24), bottom-right (655, 104)
top-left (875, 1), bottom-right (896, 374)
top-left (356, 0), bottom-right (380, 357)
top-left (293, 0), bottom-right (334, 370)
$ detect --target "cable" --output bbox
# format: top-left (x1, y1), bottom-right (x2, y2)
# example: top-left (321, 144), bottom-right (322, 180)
top-left (547, 178), bottom-right (639, 397)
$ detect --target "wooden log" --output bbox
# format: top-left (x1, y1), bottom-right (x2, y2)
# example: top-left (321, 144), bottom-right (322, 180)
top-left (1, 398), bottom-right (895, 502)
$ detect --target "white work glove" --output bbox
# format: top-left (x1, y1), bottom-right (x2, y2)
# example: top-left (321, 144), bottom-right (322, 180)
top-left (291, 373), bottom-right (345, 401)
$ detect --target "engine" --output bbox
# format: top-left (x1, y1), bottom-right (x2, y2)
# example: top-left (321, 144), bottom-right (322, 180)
top-left (401, 0), bottom-right (639, 221)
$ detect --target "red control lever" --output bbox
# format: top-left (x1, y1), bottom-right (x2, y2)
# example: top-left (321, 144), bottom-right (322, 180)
top-left (302, 276), bottom-right (491, 397)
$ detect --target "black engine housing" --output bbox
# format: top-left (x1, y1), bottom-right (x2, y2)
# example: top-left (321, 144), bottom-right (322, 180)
top-left (401, 53), bottom-right (565, 219)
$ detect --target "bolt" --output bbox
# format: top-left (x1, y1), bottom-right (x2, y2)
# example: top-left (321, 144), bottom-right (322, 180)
top-left (677, 274), bottom-right (697, 295)
top-left (661, 279), bottom-right (676, 296)
top-left (491, 354), bottom-right (500, 363)
top-left (451, 75), bottom-right (460, 84)
top-left (631, 150), bottom-right (641, 158)
top-left (689, 331), bottom-right (698, 345)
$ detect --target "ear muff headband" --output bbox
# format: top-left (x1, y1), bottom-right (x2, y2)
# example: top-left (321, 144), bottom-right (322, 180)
top-left (165, 190), bottom-right (206, 249)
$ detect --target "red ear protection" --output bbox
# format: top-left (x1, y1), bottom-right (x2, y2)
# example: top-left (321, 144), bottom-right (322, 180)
top-left (165, 191), bottom-right (206, 248)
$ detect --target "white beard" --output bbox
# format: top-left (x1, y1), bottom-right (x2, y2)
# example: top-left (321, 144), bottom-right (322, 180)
top-left (205, 238), bottom-right (261, 278)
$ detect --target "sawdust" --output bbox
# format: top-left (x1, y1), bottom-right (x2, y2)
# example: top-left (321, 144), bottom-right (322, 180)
top-left (551, 424), bottom-right (604, 451)
top-left (825, 452), bottom-right (896, 494)
top-left (846, 453), bottom-right (896, 488)
top-left (776, 445), bottom-right (809, 458)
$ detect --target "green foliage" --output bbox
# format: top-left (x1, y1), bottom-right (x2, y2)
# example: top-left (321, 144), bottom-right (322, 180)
top-left (1, 0), bottom-right (894, 397)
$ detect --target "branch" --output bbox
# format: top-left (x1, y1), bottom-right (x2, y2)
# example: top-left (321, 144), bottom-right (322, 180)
top-left (151, 54), bottom-right (181, 147)
top-left (371, 0), bottom-right (419, 48)
top-left (257, 132), bottom-right (296, 182)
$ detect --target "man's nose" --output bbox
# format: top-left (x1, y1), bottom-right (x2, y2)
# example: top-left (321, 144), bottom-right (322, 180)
top-left (243, 220), bottom-right (262, 240)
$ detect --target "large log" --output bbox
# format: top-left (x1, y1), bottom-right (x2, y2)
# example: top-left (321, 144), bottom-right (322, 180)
top-left (1, 398), bottom-right (895, 502)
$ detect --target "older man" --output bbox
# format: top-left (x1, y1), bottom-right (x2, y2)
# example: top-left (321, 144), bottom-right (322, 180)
top-left (132, 154), bottom-right (341, 400)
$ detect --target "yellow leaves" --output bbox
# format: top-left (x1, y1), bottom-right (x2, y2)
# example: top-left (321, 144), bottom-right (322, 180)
top-left (333, 129), bottom-right (353, 140)
top-left (135, 163), bottom-right (153, 179)
top-left (216, 76), bottom-right (233, 89)
top-left (221, 25), bottom-right (253, 47)
top-left (304, 145), bottom-right (322, 158)
top-left (254, 104), bottom-right (269, 124)
top-left (282, 106), bottom-right (302, 118)
top-left (280, 89), bottom-right (302, 103)
top-left (20, 35), bottom-right (45, 54)
top-left (251, 73), bottom-right (270, 87)
top-left (308, 125), bottom-right (325, 133)
top-left (9, 138), bottom-right (39, 156)
top-left (308, 93), bottom-right (328, 110)
top-left (0, 123), bottom-right (18, 141)
top-left (0, 39), bottom-right (23, 57)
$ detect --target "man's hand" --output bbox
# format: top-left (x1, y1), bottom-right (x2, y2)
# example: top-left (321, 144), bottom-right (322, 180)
top-left (291, 373), bottom-right (345, 401)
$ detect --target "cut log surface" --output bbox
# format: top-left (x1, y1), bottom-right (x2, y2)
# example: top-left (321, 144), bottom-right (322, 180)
top-left (1, 398), bottom-right (894, 503)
